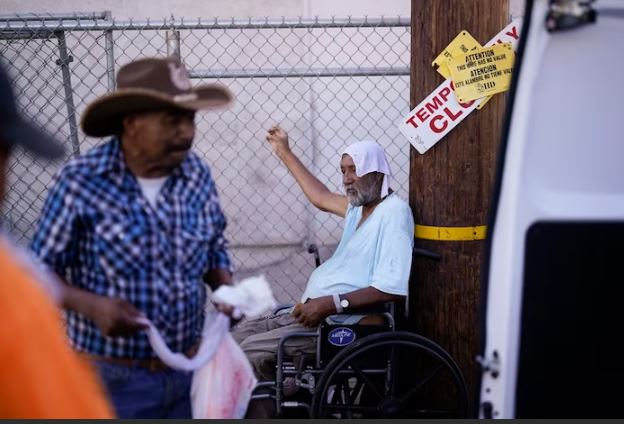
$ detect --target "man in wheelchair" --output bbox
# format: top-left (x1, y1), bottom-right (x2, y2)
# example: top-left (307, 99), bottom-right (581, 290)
top-left (231, 126), bottom-right (415, 416)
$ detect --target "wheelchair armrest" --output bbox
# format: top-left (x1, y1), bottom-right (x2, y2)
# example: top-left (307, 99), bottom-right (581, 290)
top-left (338, 300), bottom-right (402, 316)
top-left (323, 300), bottom-right (405, 329)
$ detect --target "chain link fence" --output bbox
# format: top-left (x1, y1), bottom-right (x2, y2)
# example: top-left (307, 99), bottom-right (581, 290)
top-left (0, 12), bottom-right (411, 303)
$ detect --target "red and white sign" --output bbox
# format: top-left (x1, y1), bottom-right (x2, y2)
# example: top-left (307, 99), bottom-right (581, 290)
top-left (399, 19), bottom-right (523, 154)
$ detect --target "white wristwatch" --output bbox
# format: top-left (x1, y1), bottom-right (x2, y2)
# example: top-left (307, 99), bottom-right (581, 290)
top-left (340, 296), bottom-right (350, 310)
top-left (332, 294), bottom-right (350, 313)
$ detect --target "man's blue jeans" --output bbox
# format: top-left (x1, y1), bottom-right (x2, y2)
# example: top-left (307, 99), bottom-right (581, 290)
top-left (94, 360), bottom-right (192, 418)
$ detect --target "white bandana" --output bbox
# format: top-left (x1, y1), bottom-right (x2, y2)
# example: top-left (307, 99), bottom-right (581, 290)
top-left (342, 140), bottom-right (392, 197)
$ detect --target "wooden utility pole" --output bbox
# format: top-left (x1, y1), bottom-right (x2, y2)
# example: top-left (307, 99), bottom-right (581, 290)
top-left (409, 0), bottom-right (509, 411)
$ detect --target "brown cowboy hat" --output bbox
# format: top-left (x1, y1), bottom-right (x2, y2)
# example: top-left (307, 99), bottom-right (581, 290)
top-left (80, 57), bottom-right (232, 137)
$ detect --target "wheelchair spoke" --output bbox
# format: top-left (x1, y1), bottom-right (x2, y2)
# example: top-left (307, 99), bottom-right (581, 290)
top-left (342, 388), bottom-right (353, 419)
top-left (348, 379), bottom-right (364, 405)
top-left (350, 362), bottom-right (384, 400)
top-left (329, 380), bottom-right (344, 405)
top-left (388, 352), bottom-right (397, 397)
top-left (326, 376), bottom-right (364, 408)
top-left (342, 380), bottom-right (351, 404)
top-left (399, 363), bottom-right (445, 403)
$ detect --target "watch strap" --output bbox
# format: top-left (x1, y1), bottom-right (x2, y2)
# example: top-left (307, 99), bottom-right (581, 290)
top-left (332, 293), bottom-right (343, 313)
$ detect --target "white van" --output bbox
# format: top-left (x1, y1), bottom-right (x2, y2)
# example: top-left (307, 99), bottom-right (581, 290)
top-left (478, 0), bottom-right (624, 418)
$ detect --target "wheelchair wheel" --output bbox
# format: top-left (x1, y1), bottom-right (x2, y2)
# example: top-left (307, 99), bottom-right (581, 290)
top-left (311, 331), bottom-right (468, 418)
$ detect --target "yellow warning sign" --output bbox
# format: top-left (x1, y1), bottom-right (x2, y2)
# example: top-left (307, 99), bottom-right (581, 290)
top-left (447, 43), bottom-right (515, 103)
top-left (431, 30), bottom-right (496, 110)
top-left (432, 30), bottom-right (481, 80)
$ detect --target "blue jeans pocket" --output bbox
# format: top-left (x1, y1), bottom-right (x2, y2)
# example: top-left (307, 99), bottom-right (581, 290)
top-left (95, 360), bottom-right (131, 390)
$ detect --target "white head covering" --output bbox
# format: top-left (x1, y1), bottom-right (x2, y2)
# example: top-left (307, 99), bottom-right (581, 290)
top-left (342, 140), bottom-right (392, 197)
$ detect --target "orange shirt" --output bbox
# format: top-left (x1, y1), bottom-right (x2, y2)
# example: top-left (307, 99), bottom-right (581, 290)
top-left (0, 240), bottom-right (114, 418)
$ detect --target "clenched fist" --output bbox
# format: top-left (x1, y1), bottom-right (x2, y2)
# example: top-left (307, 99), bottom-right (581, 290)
top-left (265, 125), bottom-right (291, 157)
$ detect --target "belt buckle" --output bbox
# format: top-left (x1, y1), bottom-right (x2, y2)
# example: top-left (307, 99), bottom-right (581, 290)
top-left (143, 341), bottom-right (200, 372)
top-left (146, 358), bottom-right (165, 372)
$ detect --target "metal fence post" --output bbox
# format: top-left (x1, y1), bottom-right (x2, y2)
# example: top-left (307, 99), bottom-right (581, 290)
top-left (104, 10), bottom-right (116, 92)
top-left (166, 31), bottom-right (181, 59)
top-left (55, 30), bottom-right (80, 156)
top-left (304, 19), bottom-right (317, 245)
top-left (166, 14), bottom-right (181, 59)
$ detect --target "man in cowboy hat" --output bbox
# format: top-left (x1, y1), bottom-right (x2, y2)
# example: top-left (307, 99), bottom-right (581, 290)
top-left (0, 61), bottom-right (113, 418)
top-left (31, 57), bottom-right (234, 418)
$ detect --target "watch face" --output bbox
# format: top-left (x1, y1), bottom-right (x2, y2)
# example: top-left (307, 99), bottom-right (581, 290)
top-left (340, 299), bottom-right (349, 308)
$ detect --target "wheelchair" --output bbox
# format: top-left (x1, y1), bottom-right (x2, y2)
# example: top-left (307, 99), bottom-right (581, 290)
top-left (250, 244), bottom-right (469, 419)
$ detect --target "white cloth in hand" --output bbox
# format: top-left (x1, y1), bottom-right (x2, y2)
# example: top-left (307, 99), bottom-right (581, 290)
top-left (211, 274), bottom-right (277, 319)
top-left (135, 312), bottom-right (229, 372)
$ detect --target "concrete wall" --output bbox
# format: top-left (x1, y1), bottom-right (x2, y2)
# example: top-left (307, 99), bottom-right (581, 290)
top-left (1, 0), bottom-right (524, 20)
top-left (1, 0), bottom-right (410, 20)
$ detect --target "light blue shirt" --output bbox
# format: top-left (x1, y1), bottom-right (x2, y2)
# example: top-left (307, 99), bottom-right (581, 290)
top-left (301, 193), bottom-right (414, 301)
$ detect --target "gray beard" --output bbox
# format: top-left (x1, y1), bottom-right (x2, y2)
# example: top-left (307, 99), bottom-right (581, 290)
top-left (346, 174), bottom-right (383, 206)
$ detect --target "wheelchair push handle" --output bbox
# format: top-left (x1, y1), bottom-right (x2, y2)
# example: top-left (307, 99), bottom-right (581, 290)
top-left (413, 246), bottom-right (441, 261)
top-left (307, 243), bottom-right (321, 267)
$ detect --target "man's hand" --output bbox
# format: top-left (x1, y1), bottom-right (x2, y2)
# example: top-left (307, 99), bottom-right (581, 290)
top-left (266, 125), bottom-right (291, 157)
top-left (90, 297), bottom-right (147, 338)
top-left (214, 303), bottom-right (241, 319)
top-left (291, 296), bottom-right (335, 327)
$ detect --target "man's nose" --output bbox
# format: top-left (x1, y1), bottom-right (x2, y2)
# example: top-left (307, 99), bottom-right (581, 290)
top-left (177, 118), bottom-right (195, 138)
top-left (343, 172), bottom-right (354, 184)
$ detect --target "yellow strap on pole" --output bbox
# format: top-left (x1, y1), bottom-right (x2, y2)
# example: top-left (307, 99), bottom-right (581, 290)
top-left (415, 224), bottom-right (487, 241)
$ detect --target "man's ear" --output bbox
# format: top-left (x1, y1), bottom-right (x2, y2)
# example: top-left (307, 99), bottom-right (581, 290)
top-left (121, 114), bottom-right (140, 139)
top-left (121, 114), bottom-right (135, 133)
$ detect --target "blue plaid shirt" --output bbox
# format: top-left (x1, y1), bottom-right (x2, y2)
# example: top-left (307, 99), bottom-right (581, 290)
top-left (30, 138), bottom-right (231, 358)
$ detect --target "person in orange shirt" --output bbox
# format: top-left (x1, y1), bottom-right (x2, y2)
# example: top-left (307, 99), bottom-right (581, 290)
top-left (0, 61), bottom-right (114, 418)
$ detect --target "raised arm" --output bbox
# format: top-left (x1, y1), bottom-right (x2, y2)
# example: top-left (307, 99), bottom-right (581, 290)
top-left (266, 125), bottom-right (348, 217)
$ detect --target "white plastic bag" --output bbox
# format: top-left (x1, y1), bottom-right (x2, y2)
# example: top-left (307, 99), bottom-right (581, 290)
top-left (189, 276), bottom-right (274, 418)
top-left (190, 332), bottom-right (257, 418)
top-left (136, 275), bottom-right (276, 418)
top-left (137, 312), bottom-right (256, 418)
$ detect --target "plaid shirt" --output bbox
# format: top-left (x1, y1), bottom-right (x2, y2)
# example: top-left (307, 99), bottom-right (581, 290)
top-left (30, 138), bottom-right (231, 358)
